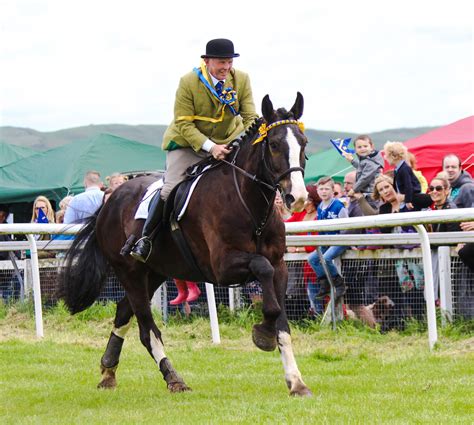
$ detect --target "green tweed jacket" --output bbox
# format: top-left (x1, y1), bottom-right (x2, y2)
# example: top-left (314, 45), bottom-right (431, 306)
top-left (162, 67), bottom-right (259, 152)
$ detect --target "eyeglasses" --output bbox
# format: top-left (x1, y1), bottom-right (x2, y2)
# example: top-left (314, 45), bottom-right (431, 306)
top-left (428, 185), bottom-right (445, 192)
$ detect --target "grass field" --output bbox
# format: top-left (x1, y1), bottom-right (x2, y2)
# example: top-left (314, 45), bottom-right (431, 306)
top-left (0, 302), bottom-right (473, 424)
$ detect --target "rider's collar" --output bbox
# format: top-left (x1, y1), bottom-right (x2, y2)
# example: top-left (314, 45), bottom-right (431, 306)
top-left (208, 73), bottom-right (225, 86)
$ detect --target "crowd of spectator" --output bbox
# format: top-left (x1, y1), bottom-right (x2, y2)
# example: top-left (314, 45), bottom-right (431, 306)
top-left (281, 136), bottom-right (474, 328)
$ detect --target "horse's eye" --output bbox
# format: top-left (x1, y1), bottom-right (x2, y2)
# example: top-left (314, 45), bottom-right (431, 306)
top-left (269, 141), bottom-right (279, 150)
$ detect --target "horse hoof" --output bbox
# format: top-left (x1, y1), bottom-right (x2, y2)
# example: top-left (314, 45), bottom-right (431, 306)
top-left (252, 324), bottom-right (277, 352)
top-left (290, 386), bottom-right (313, 397)
top-left (97, 377), bottom-right (117, 389)
top-left (168, 382), bottom-right (192, 393)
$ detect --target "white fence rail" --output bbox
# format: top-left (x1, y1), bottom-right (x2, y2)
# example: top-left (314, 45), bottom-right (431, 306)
top-left (1, 208), bottom-right (474, 348)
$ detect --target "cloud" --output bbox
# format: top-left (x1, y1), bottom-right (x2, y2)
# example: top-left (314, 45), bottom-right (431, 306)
top-left (1, 0), bottom-right (472, 132)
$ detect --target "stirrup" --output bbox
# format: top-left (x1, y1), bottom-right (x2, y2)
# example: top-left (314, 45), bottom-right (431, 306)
top-left (130, 237), bottom-right (153, 263)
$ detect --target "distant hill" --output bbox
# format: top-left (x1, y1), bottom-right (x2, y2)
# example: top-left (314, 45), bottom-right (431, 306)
top-left (0, 124), bottom-right (438, 156)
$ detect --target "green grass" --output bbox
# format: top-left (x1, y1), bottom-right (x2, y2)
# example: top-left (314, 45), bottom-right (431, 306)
top-left (0, 302), bottom-right (473, 424)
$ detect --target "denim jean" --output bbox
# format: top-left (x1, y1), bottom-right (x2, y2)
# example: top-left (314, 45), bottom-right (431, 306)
top-left (307, 245), bottom-right (347, 278)
top-left (307, 280), bottom-right (324, 314)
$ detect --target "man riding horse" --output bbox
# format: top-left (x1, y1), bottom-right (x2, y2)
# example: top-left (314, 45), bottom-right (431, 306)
top-left (129, 38), bottom-right (259, 262)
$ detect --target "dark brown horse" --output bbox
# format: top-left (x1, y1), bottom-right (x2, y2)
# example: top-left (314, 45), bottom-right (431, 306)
top-left (58, 93), bottom-right (312, 396)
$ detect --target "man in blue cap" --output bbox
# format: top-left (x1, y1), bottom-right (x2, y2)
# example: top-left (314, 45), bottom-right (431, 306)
top-left (129, 38), bottom-right (258, 262)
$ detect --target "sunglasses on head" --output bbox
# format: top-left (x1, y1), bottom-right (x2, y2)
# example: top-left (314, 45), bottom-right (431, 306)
top-left (428, 185), bottom-right (445, 192)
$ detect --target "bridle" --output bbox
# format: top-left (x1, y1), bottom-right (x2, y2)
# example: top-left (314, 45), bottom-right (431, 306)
top-left (223, 118), bottom-right (306, 188)
top-left (253, 119), bottom-right (306, 185)
top-left (221, 118), bottom-right (306, 249)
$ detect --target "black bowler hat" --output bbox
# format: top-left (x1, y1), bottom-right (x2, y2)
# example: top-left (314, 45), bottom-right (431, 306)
top-left (201, 38), bottom-right (240, 58)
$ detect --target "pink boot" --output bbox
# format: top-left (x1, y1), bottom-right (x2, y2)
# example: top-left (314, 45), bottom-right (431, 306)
top-left (185, 282), bottom-right (201, 303)
top-left (170, 279), bottom-right (189, 305)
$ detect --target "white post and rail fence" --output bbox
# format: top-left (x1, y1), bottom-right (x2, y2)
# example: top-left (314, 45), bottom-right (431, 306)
top-left (1, 208), bottom-right (473, 349)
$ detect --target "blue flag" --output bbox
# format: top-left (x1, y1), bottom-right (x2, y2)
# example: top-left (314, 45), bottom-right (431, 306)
top-left (36, 207), bottom-right (49, 224)
top-left (330, 138), bottom-right (355, 156)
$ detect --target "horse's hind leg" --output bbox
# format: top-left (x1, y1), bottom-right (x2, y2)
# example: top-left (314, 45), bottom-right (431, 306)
top-left (126, 277), bottom-right (190, 393)
top-left (98, 295), bottom-right (134, 389)
top-left (98, 275), bottom-right (163, 389)
top-left (274, 261), bottom-right (312, 397)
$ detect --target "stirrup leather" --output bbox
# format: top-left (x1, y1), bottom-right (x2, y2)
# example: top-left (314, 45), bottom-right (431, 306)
top-left (130, 237), bottom-right (153, 263)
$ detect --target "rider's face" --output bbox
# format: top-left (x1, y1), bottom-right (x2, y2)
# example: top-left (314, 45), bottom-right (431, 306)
top-left (204, 58), bottom-right (233, 81)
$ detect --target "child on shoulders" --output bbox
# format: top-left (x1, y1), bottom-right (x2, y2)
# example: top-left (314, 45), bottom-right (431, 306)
top-left (343, 135), bottom-right (384, 207)
top-left (383, 141), bottom-right (431, 210)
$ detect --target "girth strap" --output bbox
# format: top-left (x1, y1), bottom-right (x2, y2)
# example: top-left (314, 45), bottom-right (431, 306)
top-left (169, 213), bottom-right (209, 283)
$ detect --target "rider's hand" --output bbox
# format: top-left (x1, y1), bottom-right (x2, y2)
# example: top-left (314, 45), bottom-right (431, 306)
top-left (210, 144), bottom-right (231, 161)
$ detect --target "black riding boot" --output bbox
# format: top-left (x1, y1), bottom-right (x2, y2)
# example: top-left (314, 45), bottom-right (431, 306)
top-left (130, 195), bottom-right (165, 263)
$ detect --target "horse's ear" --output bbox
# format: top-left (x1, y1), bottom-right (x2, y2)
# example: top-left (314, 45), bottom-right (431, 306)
top-left (261, 94), bottom-right (276, 122)
top-left (290, 92), bottom-right (304, 120)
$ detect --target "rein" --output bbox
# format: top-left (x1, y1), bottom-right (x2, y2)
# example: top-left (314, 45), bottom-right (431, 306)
top-left (222, 118), bottom-right (305, 251)
top-left (223, 144), bottom-right (276, 240)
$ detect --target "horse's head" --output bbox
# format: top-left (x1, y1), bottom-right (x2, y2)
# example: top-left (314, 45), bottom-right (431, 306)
top-left (260, 92), bottom-right (308, 212)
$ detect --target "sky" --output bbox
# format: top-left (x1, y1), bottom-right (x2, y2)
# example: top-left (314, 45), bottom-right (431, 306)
top-left (1, 0), bottom-right (473, 133)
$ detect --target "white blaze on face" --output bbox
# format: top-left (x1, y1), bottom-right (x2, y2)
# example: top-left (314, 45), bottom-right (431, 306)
top-left (286, 128), bottom-right (307, 211)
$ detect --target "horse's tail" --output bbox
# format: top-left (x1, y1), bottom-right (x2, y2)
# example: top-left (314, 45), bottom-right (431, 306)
top-left (57, 208), bottom-right (109, 314)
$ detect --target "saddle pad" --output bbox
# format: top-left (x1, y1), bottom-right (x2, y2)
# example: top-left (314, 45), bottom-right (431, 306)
top-left (176, 165), bottom-right (211, 221)
top-left (134, 179), bottom-right (163, 220)
top-left (134, 165), bottom-right (211, 221)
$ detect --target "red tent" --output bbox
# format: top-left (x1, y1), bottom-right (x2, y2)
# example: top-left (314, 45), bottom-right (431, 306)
top-left (403, 116), bottom-right (474, 183)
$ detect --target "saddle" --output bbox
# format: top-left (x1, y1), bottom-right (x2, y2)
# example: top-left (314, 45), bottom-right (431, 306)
top-left (161, 158), bottom-right (222, 281)
top-left (163, 156), bottom-right (220, 223)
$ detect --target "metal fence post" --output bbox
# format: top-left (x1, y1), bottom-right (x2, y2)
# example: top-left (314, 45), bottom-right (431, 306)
top-left (317, 247), bottom-right (338, 330)
top-left (205, 282), bottom-right (221, 344)
top-left (162, 281), bottom-right (168, 322)
top-left (229, 287), bottom-right (235, 312)
top-left (25, 235), bottom-right (44, 338)
top-left (438, 246), bottom-right (452, 325)
top-left (413, 225), bottom-right (437, 349)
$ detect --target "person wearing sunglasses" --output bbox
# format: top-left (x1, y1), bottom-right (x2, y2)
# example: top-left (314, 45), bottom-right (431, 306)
top-left (428, 173), bottom-right (473, 318)
top-left (427, 172), bottom-right (461, 233)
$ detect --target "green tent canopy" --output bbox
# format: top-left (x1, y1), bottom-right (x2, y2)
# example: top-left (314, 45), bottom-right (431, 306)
top-left (304, 148), bottom-right (354, 184)
top-left (0, 134), bottom-right (166, 204)
top-left (0, 141), bottom-right (37, 167)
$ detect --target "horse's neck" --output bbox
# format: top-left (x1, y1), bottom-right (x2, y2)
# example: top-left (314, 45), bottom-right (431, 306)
top-left (235, 140), bottom-right (265, 184)
top-left (232, 140), bottom-right (276, 225)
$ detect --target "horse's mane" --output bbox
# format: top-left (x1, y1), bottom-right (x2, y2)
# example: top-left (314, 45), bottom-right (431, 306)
top-left (237, 117), bottom-right (264, 145)
top-left (232, 105), bottom-right (296, 149)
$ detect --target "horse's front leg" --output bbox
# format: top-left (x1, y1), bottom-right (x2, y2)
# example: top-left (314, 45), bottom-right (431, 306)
top-left (248, 255), bottom-right (281, 352)
top-left (274, 260), bottom-right (312, 397)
